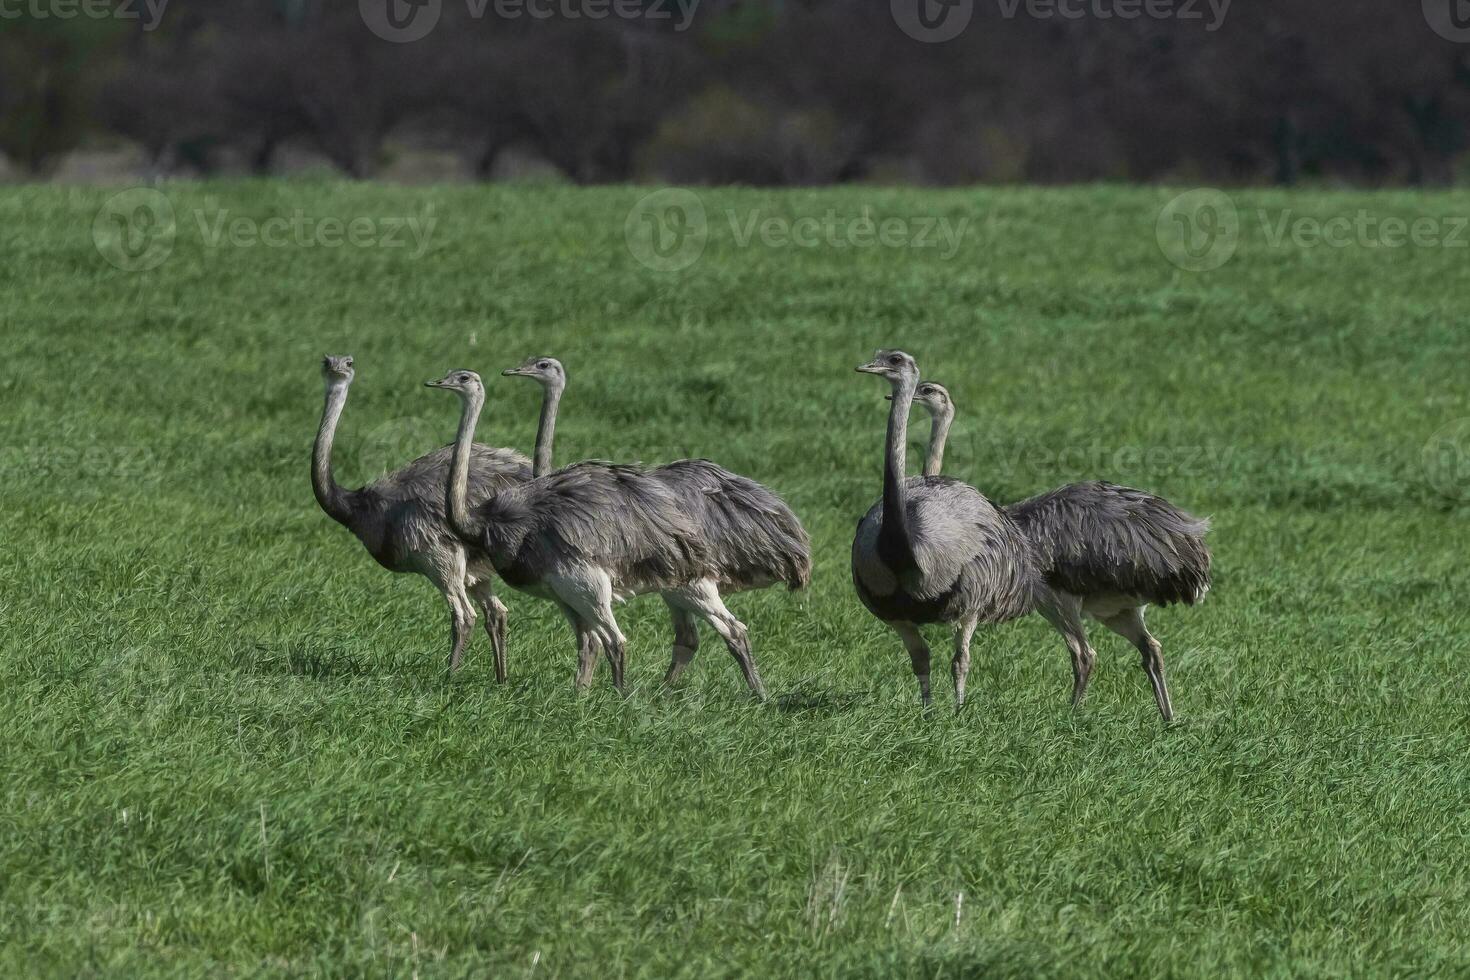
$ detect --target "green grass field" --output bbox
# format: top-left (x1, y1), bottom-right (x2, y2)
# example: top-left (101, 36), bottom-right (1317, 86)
top-left (2, 181), bottom-right (1468, 977)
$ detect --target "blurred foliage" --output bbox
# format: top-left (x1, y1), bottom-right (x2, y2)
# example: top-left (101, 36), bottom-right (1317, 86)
top-left (0, 13), bottom-right (125, 172)
top-left (2, 0), bottom-right (1470, 184)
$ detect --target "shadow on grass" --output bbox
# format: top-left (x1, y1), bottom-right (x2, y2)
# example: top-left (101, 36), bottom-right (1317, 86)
top-left (237, 643), bottom-right (387, 679)
top-left (774, 683), bottom-right (872, 716)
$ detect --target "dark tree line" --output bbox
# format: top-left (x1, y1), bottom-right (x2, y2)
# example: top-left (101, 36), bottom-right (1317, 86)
top-left (3, 0), bottom-right (1469, 184)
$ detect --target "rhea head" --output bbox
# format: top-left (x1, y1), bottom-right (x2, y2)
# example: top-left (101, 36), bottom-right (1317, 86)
top-left (502, 355), bottom-right (565, 389)
top-left (913, 381), bottom-right (952, 417)
top-left (322, 354), bottom-right (355, 386)
top-left (425, 368), bottom-right (485, 401)
top-left (856, 349), bottom-right (920, 390)
top-left (884, 380), bottom-right (951, 411)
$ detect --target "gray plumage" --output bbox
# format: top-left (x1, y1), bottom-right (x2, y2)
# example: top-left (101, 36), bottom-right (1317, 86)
top-left (911, 381), bottom-right (1212, 721)
top-left (331, 443), bottom-right (532, 571)
top-left (503, 356), bottom-right (809, 696)
top-left (852, 476), bottom-right (1036, 626)
top-left (850, 350), bottom-right (1039, 710)
top-left (650, 459), bottom-right (812, 594)
top-left (312, 355), bottom-right (532, 679)
top-left (1005, 482), bottom-right (1211, 609)
top-left (645, 459), bottom-right (810, 696)
top-left (432, 368), bottom-right (768, 696)
top-left (466, 460), bottom-right (712, 597)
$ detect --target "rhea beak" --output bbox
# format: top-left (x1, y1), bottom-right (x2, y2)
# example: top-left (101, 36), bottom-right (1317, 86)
top-left (424, 378), bottom-right (446, 388)
top-left (501, 368), bottom-right (525, 377)
top-left (856, 363), bottom-right (884, 375)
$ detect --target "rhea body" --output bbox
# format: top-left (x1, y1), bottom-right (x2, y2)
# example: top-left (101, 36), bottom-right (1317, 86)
top-left (430, 369), bottom-right (770, 696)
top-left (502, 356), bottom-right (810, 695)
top-left (910, 382), bottom-right (1211, 721)
top-left (312, 356), bottom-right (531, 679)
top-left (850, 351), bottom-right (1037, 709)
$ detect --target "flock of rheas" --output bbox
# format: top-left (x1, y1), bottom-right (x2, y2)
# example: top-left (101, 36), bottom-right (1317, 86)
top-left (313, 350), bottom-right (1210, 722)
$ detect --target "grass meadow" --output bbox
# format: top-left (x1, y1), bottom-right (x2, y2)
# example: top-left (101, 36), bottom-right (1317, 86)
top-left (1, 181), bottom-right (1468, 977)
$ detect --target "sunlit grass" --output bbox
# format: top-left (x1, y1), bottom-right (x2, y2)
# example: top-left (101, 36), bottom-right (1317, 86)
top-left (1, 182), bottom-right (1467, 976)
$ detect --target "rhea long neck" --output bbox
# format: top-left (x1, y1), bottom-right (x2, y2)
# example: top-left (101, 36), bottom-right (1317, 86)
top-left (880, 374), bottom-right (918, 554)
top-left (923, 404), bottom-right (952, 477)
top-left (448, 386), bottom-right (488, 541)
top-left (312, 380), bottom-right (356, 526)
top-left (532, 380), bottom-right (563, 478)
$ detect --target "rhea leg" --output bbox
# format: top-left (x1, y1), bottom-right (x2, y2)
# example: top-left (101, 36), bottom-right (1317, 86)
top-left (468, 576), bottom-right (509, 684)
top-left (577, 622), bottom-right (605, 690)
top-left (666, 580), bottom-right (765, 700)
top-left (555, 600), bottom-right (602, 692)
top-left (447, 588), bottom-right (476, 673)
top-left (1037, 593), bottom-right (1096, 709)
top-left (888, 621), bottom-right (932, 708)
top-left (602, 629), bottom-right (628, 692)
top-left (429, 554), bottom-right (476, 673)
top-left (662, 600), bottom-right (701, 686)
top-left (1101, 606), bottom-right (1174, 722)
top-left (552, 570), bottom-right (629, 693)
top-left (952, 617), bottom-right (977, 711)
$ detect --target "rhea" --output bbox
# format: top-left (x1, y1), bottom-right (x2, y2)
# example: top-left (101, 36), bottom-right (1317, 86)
top-left (312, 355), bottom-right (531, 679)
top-left (851, 350), bottom-right (1037, 709)
top-left (502, 356), bottom-right (810, 696)
top-left (911, 381), bottom-right (1211, 721)
top-left (429, 369), bottom-right (772, 697)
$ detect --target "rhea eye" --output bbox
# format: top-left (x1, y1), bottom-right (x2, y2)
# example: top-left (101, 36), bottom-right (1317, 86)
top-left (888, 355), bottom-right (901, 365)
top-left (458, 374), bottom-right (471, 383)
top-left (537, 361), bottom-right (551, 370)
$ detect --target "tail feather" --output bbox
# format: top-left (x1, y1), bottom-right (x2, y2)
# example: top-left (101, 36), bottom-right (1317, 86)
top-left (1005, 481), bottom-right (1211, 607)
top-left (654, 460), bottom-right (812, 592)
top-left (486, 461), bottom-right (713, 586)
